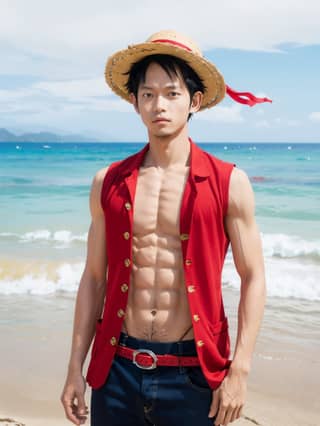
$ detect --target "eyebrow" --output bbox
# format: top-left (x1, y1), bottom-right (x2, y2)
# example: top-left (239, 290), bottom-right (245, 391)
top-left (140, 84), bottom-right (180, 90)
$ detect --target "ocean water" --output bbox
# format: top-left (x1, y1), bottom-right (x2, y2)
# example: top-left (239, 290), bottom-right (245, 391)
top-left (0, 142), bottom-right (319, 310)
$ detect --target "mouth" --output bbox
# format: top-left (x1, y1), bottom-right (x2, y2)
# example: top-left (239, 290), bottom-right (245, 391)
top-left (152, 118), bottom-right (170, 123)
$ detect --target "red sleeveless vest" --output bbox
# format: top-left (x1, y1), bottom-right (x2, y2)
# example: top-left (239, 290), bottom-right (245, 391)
top-left (86, 138), bottom-right (235, 390)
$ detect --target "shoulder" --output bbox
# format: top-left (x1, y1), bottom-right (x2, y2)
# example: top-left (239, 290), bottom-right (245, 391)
top-left (230, 167), bottom-right (251, 190)
top-left (228, 167), bottom-right (255, 216)
top-left (93, 166), bottom-right (110, 184)
top-left (89, 153), bottom-right (134, 214)
top-left (91, 165), bottom-right (114, 193)
top-left (90, 160), bottom-right (121, 206)
top-left (92, 158), bottom-right (123, 189)
top-left (89, 167), bottom-right (110, 216)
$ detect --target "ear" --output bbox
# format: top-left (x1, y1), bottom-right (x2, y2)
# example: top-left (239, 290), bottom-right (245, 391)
top-left (189, 91), bottom-right (203, 114)
top-left (129, 93), bottom-right (140, 114)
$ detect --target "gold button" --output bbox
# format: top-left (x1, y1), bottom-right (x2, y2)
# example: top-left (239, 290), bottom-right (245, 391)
top-left (117, 309), bottom-right (125, 318)
top-left (197, 340), bottom-right (204, 347)
top-left (180, 233), bottom-right (189, 241)
top-left (185, 259), bottom-right (192, 266)
top-left (110, 336), bottom-right (117, 346)
top-left (124, 258), bottom-right (131, 267)
top-left (121, 283), bottom-right (129, 292)
top-left (124, 202), bottom-right (131, 210)
top-left (193, 314), bottom-right (200, 322)
top-left (123, 231), bottom-right (130, 240)
top-left (187, 285), bottom-right (195, 293)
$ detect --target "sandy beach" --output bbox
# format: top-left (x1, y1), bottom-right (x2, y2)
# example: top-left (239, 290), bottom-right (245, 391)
top-left (0, 287), bottom-right (319, 426)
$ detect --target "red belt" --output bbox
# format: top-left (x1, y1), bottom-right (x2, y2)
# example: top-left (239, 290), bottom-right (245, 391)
top-left (116, 345), bottom-right (200, 370)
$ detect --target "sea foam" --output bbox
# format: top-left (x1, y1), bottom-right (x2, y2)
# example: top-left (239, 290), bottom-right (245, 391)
top-left (0, 261), bottom-right (83, 295)
top-left (0, 230), bottom-right (88, 244)
top-left (223, 257), bottom-right (320, 301)
top-left (261, 233), bottom-right (320, 260)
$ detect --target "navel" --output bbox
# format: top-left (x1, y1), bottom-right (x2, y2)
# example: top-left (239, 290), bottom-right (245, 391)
top-left (150, 309), bottom-right (157, 316)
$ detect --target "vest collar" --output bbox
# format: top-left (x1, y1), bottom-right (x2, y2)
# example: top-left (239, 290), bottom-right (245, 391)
top-left (189, 138), bottom-right (210, 178)
top-left (117, 138), bottom-right (210, 179)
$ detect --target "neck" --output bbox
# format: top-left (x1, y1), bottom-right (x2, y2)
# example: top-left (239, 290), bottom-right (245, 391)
top-left (146, 126), bottom-right (191, 168)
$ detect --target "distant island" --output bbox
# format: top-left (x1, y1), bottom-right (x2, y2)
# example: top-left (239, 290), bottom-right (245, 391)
top-left (0, 128), bottom-right (100, 143)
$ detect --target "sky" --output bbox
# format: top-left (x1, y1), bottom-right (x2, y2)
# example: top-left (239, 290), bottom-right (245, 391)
top-left (0, 0), bottom-right (320, 142)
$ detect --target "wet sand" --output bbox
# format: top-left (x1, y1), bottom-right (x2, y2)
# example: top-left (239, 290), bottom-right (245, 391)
top-left (0, 288), bottom-right (319, 426)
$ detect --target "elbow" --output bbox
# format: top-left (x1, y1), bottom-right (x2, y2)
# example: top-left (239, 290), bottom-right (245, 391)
top-left (240, 269), bottom-right (266, 297)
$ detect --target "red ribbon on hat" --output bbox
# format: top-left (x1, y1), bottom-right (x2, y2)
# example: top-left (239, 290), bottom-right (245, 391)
top-left (226, 85), bottom-right (272, 107)
top-left (152, 39), bottom-right (272, 107)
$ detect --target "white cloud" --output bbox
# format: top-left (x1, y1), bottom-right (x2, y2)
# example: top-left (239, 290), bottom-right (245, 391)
top-left (273, 117), bottom-right (301, 127)
top-left (0, 0), bottom-right (320, 79)
top-left (0, 78), bottom-right (132, 116)
top-left (309, 112), bottom-right (320, 122)
top-left (233, 116), bottom-right (300, 132)
top-left (34, 78), bottom-right (111, 99)
top-left (198, 104), bottom-right (244, 123)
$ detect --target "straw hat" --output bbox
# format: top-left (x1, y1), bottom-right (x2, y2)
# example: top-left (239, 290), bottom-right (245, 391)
top-left (105, 30), bottom-right (226, 110)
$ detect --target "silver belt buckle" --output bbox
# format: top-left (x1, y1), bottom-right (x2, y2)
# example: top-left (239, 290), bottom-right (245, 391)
top-left (132, 349), bottom-right (158, 370)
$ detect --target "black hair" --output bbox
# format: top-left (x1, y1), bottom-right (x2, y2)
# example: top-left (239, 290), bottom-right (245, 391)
top-left (124, 54), bottom-right (206, 121)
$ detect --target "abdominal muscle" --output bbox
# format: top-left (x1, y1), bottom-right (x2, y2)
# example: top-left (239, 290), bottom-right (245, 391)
top-left (121, 162), bottom-right (194, 342)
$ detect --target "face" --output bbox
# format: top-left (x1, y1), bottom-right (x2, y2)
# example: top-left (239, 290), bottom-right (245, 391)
top-left (130, 62), bottom-right (202, 138)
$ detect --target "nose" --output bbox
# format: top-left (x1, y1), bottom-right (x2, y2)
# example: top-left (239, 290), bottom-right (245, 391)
top-left (153, 94), bottom-right (166, 113)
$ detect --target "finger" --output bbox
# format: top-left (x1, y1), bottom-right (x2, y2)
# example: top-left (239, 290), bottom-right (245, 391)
top-left (71, 406), bottom-right (88, 425)
top-left (208, 390), bottom-right (219, 418)
top-left (231, 405), bottom-right (242, 422)
top-left (62, 397), bottom-right (82, 425)
top-left (71, 403), bottom-right (89, 416)
top-left (214, 405), bottom-right (226, 426)
top-left (223, 405), bottom-right (235, 425)
top-left (76, 391), bottom-right (88, 416)
top-left (239, 405), bottom-right (244, 418)
top-left (71, 406), bottom-right (88, 426)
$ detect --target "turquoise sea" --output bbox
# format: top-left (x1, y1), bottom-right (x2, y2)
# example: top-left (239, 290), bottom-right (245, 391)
top-left (0, 141), bottom-right (319, 306)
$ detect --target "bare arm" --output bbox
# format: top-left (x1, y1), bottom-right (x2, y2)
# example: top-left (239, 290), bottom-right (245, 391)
top-left (61, 166), bottom-right (109, 425)
top-left (209, 167), bottom-right (266, 425)
top-left (226, 167), bottom-right (266, 373)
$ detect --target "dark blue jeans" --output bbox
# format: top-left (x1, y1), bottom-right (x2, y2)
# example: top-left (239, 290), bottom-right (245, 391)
top-left (91, 332), bottom-right (216, 425)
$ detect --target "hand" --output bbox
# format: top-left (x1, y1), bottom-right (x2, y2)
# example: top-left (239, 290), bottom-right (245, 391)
top-left (61, 371), bottom-right (89, 425)
top-left (208, 368), bottom-right (247, 425)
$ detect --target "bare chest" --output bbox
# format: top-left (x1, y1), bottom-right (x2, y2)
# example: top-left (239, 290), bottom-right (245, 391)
top-left (133, 165), bottom-right (190, 236)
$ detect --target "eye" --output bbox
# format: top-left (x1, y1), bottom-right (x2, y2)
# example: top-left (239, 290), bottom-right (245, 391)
top-left (142, 92), bottom-right (152, 98)
top-left (168, 91), bottom-right (180, 97)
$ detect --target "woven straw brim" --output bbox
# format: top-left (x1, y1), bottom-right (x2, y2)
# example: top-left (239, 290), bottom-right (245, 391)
top-left (105, 42), bottom-right (226, 110)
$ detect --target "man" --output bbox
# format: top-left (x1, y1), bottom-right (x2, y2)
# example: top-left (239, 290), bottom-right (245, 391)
top-left (61, 30), bottom-right (267, 426)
